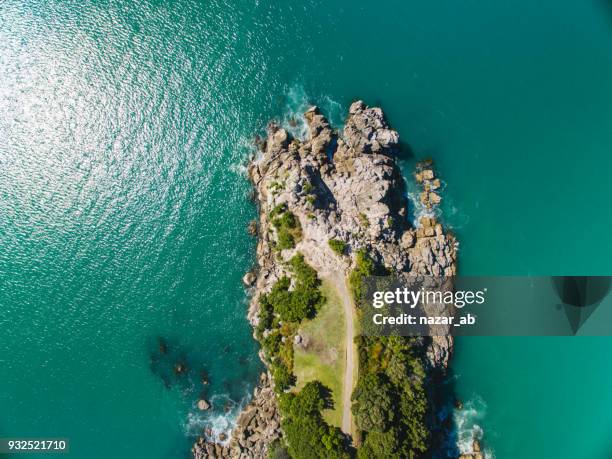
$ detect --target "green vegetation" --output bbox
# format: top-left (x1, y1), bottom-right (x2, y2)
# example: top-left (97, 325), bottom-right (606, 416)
top-left (294, 280), bottom-right (345, 427)
top-left (302, 181), bottom-right (314, 193)
top-left (256, 254), bottom-right (351, 457)
top-left (345, 248), bottom-right (431, 458)
top-left (268, 440), bottom-right (290, 459)
top-left (259, 243), bottom-right (431, 459)
top-left (328, 239), bottom-right (347, 256)
top-left (270, 203), bottom-right (288, 219)
top-left (279, 382), bottom-right (349, 459)
top-left (357, 429), bottom-right (403, 459)
top-left (348, 249), bottom-right (375, 303)
top-left (256, 254), bottom-right (323, 394)
top-left (272, 360), bottom-right (294, 392)
top-left (358, 213), bottom-right (370, 228)
top-left (270, 204), bottom-right (302, 250)
top-left (261, 254), bottom-right (323, 326)
top-left (277, 231), bottom-right (296, 250)
top-left (269, 181), bottom-right (286, 193)
top-left (352, 373), bottom-right (394, 432)
top-left (353, 335), bottom-right (429, 459)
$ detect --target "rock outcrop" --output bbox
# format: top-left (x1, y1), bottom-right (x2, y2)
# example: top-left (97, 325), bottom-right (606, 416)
top-left (247, 100), bottom-right (455, 309)
top-left (246, 101), bottom-right (457, 367)
top-left (193, 100), bottom-right (458, 457)
top-left (459, 440), bottom-right (486, 459)
top-left (192, 373), bottom-right (280, 459)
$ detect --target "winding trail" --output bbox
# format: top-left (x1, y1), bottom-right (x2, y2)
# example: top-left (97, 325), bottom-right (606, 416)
top-left (330, 271), bottom-right (357, 436)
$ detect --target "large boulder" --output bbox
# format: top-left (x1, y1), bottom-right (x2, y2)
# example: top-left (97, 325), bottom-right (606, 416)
top-left (242, 272), bottom-right (257, 287)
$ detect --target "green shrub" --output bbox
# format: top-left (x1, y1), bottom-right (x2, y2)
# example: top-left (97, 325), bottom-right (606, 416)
top-left (277, 227), bottom-right (296, 250)
top-left (256, 294), bottom-right (275, 338)
top-left (270, 205), bottom-right (301, 250)
top-left (270, 203), bottom-right (287, 219)
top-left (289, 253), bottom-right (319, 288)
top-left (349, 249), bottom-right (375, 302)
top-left (328, 239), bottom-right (347, 256)
top-left (273, 211), bottom-right (297, 229)
top-left (271, 362), bottom-right (294, 393)
top-left (358, 213), bottom-right (370, 228)
top-left (355, 249), bottom-right (375, 274)
top-left (262, 331), bottom-right (282, 356)
top-left (357, 429), bottom-right (403, 459)
top-left (265, 255), bottom-right (323, 323)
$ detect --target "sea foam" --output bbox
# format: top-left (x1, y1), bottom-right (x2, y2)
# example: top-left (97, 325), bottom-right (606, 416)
top-left (454, 395), bottom-right (495, 458)
top-left (184, 390), bottom-right (251, 445)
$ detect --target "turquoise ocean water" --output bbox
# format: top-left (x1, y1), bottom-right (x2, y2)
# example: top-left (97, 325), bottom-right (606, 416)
top-left (1, 1), bottom-right (611, 457)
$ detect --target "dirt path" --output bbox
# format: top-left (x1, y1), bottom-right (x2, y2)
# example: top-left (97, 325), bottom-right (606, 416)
top-left (330, 271), bottom-right (357, 436)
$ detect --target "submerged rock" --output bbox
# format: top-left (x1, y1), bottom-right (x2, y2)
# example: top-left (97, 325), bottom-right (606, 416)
top-left (174, 362), bottom-right (187, 376)
top-left (157, 337), bottom-right (168, 355)
top-left (247, 220), bottom-right (257, 235)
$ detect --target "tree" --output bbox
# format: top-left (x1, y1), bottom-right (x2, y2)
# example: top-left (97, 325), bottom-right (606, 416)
top-left (265, 255), bottom-right (323, 323)
top-left (279, 382), bottom-right (349, 459)
top-left (351, 373), bottom-right (394, 432)
top-left (357, 429), bottom-right (403, 459)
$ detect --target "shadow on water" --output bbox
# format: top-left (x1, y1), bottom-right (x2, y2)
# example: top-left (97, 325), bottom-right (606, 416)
top-left (396, 139), bottom-right (416, 162)
top-left (599, 0), bottom-right (612, 39)
top-left (601, 0), bottom-right (612, 21)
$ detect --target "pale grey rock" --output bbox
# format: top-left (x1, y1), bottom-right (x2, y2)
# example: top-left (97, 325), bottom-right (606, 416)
top-left (197, 399), bottom-right (210, 411)
top-left (242, 272), bottom-right (256, 287)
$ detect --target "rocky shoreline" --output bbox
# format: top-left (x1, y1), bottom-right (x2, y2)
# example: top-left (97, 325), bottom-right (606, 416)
top-left (193, 101), bottom-right (484, 458)
top-left (192, 373), bottom-right (281, 459)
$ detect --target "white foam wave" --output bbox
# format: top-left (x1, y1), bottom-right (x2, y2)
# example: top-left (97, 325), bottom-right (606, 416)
top-left (280, 85), bottom-right (311, 141)
top-left (279, 84), bottom-right (345, 141)
top-left (229, 84), bottom-right (344, 177)
top-left (228, 134), bottom-right (260, 177)
top-left (184, 390), bottom-right (251, 445)
top-left (406, 189), bottom-right (438, 227)
top-left (319, 95), bottom-right (344, 128)
top-left (228, 161), bottom-right (249, 177)
top-left (454, 395), bottom-right (494, 458)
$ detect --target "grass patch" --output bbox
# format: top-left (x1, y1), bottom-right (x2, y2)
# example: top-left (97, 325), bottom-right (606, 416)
top-left (293, 280), bottom-right (346, 428)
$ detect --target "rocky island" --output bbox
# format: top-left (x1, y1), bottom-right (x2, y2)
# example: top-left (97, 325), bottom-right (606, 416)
top-left (193, 101), bottom-right (479, 458)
